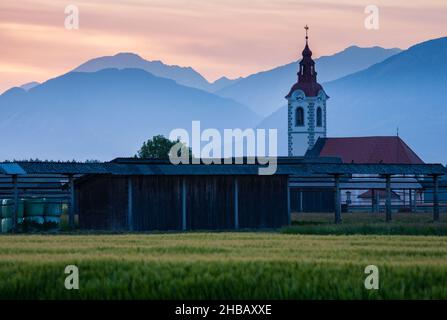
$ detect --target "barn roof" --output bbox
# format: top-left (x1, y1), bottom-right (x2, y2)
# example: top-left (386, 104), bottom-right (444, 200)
top-left (17, 162), bottom-right (110, 175)
top-left (306, 136), bottom-right (424, 164)
top-left (358, 189), bottom-right (401, 199)
top-left (0, 160), bottom-right (445, 177)
top-left (0, 163), bottom-right (27, 175)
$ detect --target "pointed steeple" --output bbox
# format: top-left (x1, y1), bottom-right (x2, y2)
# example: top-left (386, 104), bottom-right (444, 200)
top-left (286, 25), bottom-right (326, 98)
top-left (298, 25), bottom-right (317, 83)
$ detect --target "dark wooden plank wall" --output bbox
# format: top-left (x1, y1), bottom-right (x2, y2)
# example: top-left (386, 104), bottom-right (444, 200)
top-left (186, 176), bottom-right (235, 230)
top-left (238, 175), bottom-right (288, 228)
top-left (78, 176), bottom-right (128, 230)
top-left (131, 176), bottom-right (183, 231)
top-left (78, 175), bottom-right (289, 231)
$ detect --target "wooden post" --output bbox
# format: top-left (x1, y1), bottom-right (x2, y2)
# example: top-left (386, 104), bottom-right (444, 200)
top-left (234, 177), bottom-right (239, 229)
top-left (403, 188), bottom-right (406, 208)
top-left (334, 174), bottom-right (342, 224)
top-left (68, 175), bottom-right (75, 229)
top-left (299, 189), bottom-right (303, 213)
top-left (385, 175), bottom-right (392, 222)
top-left (12, 175), bottom-right (19, 233)
top-left (433, 175), bottom-right (439, 222)
top-left (377, 193), bottom-right (381, 212)
top-left (287, 180), bottom-right (291, 226)
top-left (413, 190), bottom-right (418, 213)
top-left (182, 177), bottom-right (187, 231)
top-left (371, 189), bottom-right (376, 213)
top-left (127, 177), bottom-right (133, 231)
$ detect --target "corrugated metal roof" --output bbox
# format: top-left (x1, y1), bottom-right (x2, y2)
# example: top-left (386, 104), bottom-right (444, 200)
top-left (290, 163), bottom-right (446, 175)
top-left (0, 163), bottom-right (27, 175)
top-left (17, 162), bottom-right (110, 175)
top-left (0, 161), bottom-right (445, 176)
top-left (111, 156), bottom-right (343, 165)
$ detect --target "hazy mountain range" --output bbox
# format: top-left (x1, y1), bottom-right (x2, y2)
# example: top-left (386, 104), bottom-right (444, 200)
top-left (73, 52), bottom-right (241, 92)
top-left (1, 37), bottom-right (446, 162)
top-left (0, 69), bottom-right (258, 160)
top-left (72, 47), bottom-right (401, 117)
top-left (216, 46), bottom-right (401, 116)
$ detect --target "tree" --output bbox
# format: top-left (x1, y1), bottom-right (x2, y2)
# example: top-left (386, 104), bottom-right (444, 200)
top-left (136, 135), bottom-right (190, 159)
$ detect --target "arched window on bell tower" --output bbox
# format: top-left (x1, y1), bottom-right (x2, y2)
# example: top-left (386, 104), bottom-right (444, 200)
top-left (296, 107), bottom-right (304, 126)
top-left (316, 107), bottom-right (322, 127)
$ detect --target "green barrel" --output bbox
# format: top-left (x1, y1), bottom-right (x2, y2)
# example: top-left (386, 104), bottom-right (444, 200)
top-left (24, 199), bottom-right (45, 225)
top-left (44, 216), bottom-right (61, 225)
top-left (44, 201), bottom-right (62, 225)
top-left (45, 202), bottom-right (62, 217)
top-left (1, 199), bottom-right (24, 225)
top-left (1, 199), bottom-right (13, 218)
top-left (1, 218), bottom-right (13, 233)
top-left (25, 199), bottom-right (45, 217)
top-left (24, 216), bottom-right (45, 225)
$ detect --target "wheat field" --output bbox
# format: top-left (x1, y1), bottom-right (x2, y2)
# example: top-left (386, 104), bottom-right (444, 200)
top-left (0, 233), bottom-right (446, 299)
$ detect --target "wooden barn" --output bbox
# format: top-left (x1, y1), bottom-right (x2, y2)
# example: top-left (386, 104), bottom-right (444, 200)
top-left (1, 159), bottom-right (446, 232)
top-left (76, 158), bottom-right (290, 231)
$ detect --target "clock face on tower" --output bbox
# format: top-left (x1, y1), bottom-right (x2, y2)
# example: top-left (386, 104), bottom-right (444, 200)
top-left (292, 90), bottom-right (305, 101)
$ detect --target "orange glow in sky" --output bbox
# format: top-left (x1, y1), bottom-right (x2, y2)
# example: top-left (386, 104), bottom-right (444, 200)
top-left (0, 0), bottom-right (446, 93)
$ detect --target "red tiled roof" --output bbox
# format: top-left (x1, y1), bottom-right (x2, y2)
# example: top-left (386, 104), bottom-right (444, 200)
top-left (312, 136), bottom-right (424, 164)
top-left (286, 82), bottom-right (324, 98)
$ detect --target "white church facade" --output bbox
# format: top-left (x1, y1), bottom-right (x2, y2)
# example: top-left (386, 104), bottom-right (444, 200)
top-left (286, 26), bottom-right (329, 157)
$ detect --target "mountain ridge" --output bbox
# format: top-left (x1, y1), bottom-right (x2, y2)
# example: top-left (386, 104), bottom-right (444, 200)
top-left (0, 68), bottom-right (260, 161)
top-left (216, 46), bottom-right (402, 116)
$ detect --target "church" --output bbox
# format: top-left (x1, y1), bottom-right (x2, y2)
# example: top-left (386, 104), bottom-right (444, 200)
top-left (286, 26), bottom-right (424, 166)
top-left (286, 27), bottom-right (427, 212)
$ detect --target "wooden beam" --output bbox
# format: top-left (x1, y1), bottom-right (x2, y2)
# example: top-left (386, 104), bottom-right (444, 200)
top-left (127, 177), bottom-right (133, 231)
top-left (287, 179), bottom-right (291, 226)
top-left (433, 175), bottom-right (440, 222)
top-left (412, 190), bottom-right (418, 213)
top-left (385, 175), bottom-right (392, 222)
top-left (234, 177), bottom-right (239, 230)
top-left (68, 175), bottom-right (75, 229)
top-left (182, 177), bottom-right (187, 231)
top-left (299, 189), bottom-right (303, 213)
top-left (334, 174), bottom-right (342, 224)
top-left (12, 175), bottom-right (19, 233)
top-left (371, 189), bottom-right (376, 213)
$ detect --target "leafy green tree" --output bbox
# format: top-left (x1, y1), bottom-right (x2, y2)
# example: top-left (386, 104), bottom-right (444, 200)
top-left (137, 135), bottom-right (190, 159)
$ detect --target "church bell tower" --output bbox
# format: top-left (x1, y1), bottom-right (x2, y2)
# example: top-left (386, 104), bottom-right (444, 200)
top-left (286, 25), bottom-right (328, 156)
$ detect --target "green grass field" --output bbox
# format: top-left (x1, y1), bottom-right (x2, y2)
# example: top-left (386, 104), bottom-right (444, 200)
top-left (284, 212), bottom-right (447, 235)
top-left (1, 233), bottom-right (447, 299)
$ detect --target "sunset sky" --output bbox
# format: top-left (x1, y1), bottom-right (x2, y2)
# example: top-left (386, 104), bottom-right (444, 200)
top-left (0, 0), bottom-right (446, 93)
